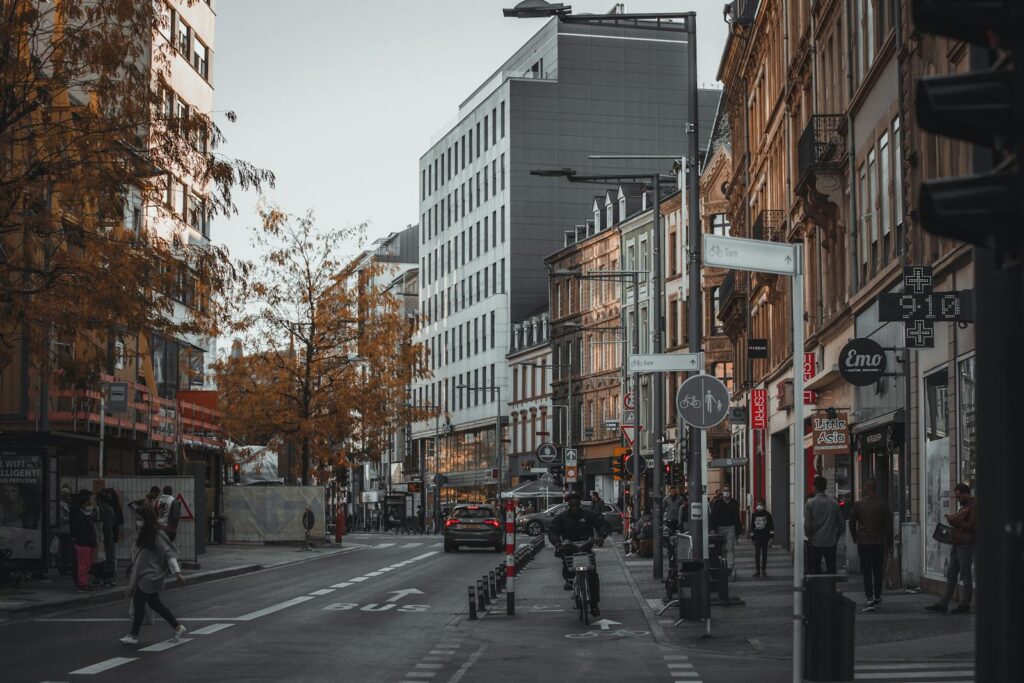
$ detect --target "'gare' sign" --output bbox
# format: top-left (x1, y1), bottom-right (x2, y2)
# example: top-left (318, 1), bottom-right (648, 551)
top-left (838, 338), bottom-right (887, 386)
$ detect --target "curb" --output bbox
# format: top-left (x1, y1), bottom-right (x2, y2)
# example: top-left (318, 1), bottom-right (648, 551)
top-left (0, 544), bottom-right (364, 622)
top-left (611, 542), bottom-right (672, 646)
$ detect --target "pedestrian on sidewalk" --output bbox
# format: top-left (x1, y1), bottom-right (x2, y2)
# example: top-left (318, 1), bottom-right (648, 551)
top-left (93, 490), bottom-right (117, 588)
top-left (120, 505), bottom-right (187, 645)
top-left (70, 490), bottom-right (97, 591)
top-left (804, 476), bottom-right (843, 574)
top-left (849, 479), bottom-right (893, 611)
top-left (926, 483), bottom-right (976, 615)
top-left (663, 486), bottom-right (683, 537)
top-left (749, 499), bottom-right (774, 578)
top-left (710, 485), bottom-right (741, 577)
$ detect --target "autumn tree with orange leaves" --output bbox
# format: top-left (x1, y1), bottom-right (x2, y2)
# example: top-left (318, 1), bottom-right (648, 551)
top-left (214, 207), bottom-right (431, 485)
top-left (0, 0), bottom-right (272, 403)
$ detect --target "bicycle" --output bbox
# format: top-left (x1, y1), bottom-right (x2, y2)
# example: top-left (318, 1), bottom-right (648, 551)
top-left (557, 538), bottom-right (597, 624)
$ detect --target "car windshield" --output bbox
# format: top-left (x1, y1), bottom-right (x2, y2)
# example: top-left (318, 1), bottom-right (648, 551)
top-left (452, 506), bottom-right (494, 518)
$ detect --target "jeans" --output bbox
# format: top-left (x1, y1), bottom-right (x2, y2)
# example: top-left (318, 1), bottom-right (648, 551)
top-left (718, 527), bottom-right (737, 570)
top-left (858, 544), bottom-right (885, 600)
top-left (131, 589), bottom-right (180, 635)
top-left (940, 544), bottom-right (975, 607)
top-left (753, 537), bottom-right (769, 573)
top-left (561, 554), bottom-right (601, 607)
top-left (809, 544), bottom-right (837, 574)
top-left (74, 545), bottom-right (93, 588)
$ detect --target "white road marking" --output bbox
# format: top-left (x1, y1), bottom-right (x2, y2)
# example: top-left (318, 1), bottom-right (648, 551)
top-left (401, 543), bottom-right (423, 548)
top-left (854, 673), bottom-right (974, 680)
top-left (190, 623), bottom-right (235, 635)
top-left (138, 638), bottom-right (192, 652)
top-left (308, 589), bottom-right (335, 596)
top-left (350, 577), bottom-right (369, 582)
top-left (331, 582), bottom-right (353, 588)
top-left (404, 674), bottom-right (435, 679)
top-left (365, 571), bottom-right (383, 576)
top-left (235, 596), bottom-right (315, 621)
top-left (69, 657), bottom-right (137, 675)
top-left (663, 655), bottom-right (689, 660)
top-left (667, 663), bottom-right (694, 669)
top-left (373, 543), bottom-right (395, 549)
top-left (415, 663), bottom-right (443, 669)
top-left (410, 551), bottom-right (439, 561)
top-left (379, 567), bottom-right (395, 572)
top-left (449, 645), bottom-right (487, 683)
top-left (430, 651), bottom-right (456, 655)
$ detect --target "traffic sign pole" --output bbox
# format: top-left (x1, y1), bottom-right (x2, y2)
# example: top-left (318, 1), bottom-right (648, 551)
top-left (791, 243), bottom-right (806, 683)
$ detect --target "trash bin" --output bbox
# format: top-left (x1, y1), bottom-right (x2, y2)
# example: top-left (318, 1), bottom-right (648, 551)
top-left (678, 560), bottom-right (710, 621)
top-left (210, 515), bottom-right (226, 545)
top-left (804, 575), bottom-right (855, 682)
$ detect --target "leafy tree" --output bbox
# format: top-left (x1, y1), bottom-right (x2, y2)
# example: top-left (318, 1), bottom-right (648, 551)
top-left (0, 0), bottom-right (273, 398)
top-left (215, 207), bottom-right (431, 485)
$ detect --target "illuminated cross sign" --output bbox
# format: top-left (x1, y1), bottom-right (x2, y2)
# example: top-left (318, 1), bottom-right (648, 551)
top-left (878, 266), bottom-right (974, 348)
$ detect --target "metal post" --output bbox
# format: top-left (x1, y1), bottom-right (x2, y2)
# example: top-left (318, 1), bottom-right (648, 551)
top-left (435, 414), bottom-right (442, 534)
top-left (98, 385), bottom-right (105, 479)
top-left (427, 409), bottom-right (436, 533)
top-left (567, 357), bottom-right (574, 494)
top-left (495, 387), bottom-right (502, 503)
top-left (652, 176), bottom-right (664, 580)
top-left (631, 272), bottom-right (641, 526)
top-left (684, 15), bottom-right (705, 561)
top-left (505, 499), bottom-right (516, 615)
top-left (791, 243), bottom-right (806, 683)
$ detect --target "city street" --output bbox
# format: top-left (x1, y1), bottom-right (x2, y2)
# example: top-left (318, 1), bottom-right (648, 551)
top-left (2, 534), bottom-right (684, 682)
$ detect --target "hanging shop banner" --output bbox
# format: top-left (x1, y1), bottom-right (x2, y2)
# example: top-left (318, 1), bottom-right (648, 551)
top-left (750, 389), bottom-right (768, 430)
top-left (803, 352), bottom-right (818, 404)
top-left (0, 450), bottom-right (45, 560)
top-left (838, 338), bottom-right (887, 386)
top-left (812, 411), bottom-right (851, 456)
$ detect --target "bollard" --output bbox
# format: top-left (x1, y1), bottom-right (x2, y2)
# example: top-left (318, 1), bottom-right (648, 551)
top-left (478, 579), bottom-right (489, 608)
top-left (468, 585), bottom-right (478, 620)
top-left (488, 571), bottom-right (497, 599)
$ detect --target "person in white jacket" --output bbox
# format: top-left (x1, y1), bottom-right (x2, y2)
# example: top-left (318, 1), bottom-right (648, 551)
top-left (120, 505), bottom-right (186, 645)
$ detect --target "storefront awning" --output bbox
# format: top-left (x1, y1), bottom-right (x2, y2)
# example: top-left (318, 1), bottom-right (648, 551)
top-left (500, 479), bottom-right (564, 499)
top-left (805, 364), bottom-right (843, 392)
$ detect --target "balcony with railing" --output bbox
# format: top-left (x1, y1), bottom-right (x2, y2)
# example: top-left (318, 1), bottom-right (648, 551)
top-left (798, 115), bottom-right (844, 184)
top-left (751, 209), bottom-right (785, 242)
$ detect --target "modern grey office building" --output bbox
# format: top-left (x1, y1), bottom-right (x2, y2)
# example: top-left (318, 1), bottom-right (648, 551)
top-left (412, 14), bottom-right (718, 503)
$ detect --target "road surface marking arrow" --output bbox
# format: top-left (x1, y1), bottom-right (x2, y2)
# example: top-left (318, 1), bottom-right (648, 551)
top-left (592, 618), bottom-right (621, 631)
top-left (386, 588), bottom-right (425, 602)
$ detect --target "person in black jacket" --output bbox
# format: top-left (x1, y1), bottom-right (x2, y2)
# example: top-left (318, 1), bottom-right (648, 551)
top-left (70, 490), bottom-right (97, 591)
top-left (710, 485), bottom-right (742, 577)
top-left (548, 492), bottom-right (610, 617)
top-left (749, 499), bottom-right (775, 578)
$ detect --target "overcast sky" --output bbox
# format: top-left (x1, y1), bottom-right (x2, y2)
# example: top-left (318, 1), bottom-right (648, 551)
top-left (213, 1), bottom-right (729, 263)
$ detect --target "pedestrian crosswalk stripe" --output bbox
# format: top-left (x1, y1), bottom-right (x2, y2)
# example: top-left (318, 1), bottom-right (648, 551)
top-left (69, 657), bottom-right (138, 675)
top-left (138, 638), bottom-right (192, 652)
top-left (190, 623), bottom-right (235, 635)
top-left (373, 543), bottom-right (395, 549)
top-left (415, 664), bottom-right (443, 669)
top-left (667, 663), bottom-right (694, 668)
top-left (401, 542), bottom-right (423, 548)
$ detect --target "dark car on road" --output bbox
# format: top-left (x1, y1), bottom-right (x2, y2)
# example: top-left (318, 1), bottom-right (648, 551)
top-left (443, 504), bottom-right (503, 552)
top-left (517, 501), bottom-right (623, 536)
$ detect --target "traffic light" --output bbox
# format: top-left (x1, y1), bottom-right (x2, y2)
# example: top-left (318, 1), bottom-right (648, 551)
top-left (232, 462), bottom-right (241, 483)
top-left (612, 447), bottom-right (628, 480)
top-left (621, 448), bottom-right (634, 480)
top-left (335, 467), bottom-right (350, 487)
top-left (913, 0), bottom-right (1023, 251)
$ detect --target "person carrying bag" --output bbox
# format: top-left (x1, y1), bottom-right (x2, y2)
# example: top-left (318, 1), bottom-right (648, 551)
top-left (120, 505), bottom-right (187, 645)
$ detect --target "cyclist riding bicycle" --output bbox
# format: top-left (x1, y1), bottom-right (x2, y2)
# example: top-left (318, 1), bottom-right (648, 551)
top-left (547, 491), bottom-right (611, 617)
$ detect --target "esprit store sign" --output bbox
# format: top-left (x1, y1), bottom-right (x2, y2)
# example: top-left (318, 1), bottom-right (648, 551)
top-left (838, 338), bottom-right (887, 386)
top-left (750, 389), bottom-right (768, 430)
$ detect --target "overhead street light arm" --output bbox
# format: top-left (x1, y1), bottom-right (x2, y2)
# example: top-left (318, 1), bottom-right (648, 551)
top-left (531, 168), bottom-right (676, 186)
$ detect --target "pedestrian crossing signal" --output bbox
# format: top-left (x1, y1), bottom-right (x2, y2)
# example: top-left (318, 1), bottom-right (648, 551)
top-left (613, 447), bottom-right (630, 480)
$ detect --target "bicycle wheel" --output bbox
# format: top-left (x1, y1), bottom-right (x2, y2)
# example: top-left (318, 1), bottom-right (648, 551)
top-left (579, 573), bottom-right (590, 625)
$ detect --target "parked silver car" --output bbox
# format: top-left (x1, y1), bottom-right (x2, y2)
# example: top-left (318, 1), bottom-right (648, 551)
top-left (517, 501), bottom-right (623, 536)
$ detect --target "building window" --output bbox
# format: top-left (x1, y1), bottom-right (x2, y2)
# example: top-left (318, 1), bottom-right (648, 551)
top-left (500, 101), bottom-right (505, 138)
top-left (192, 38), bottom-right (209, 79)
top-left (500, 207), bottom-right (506, 242)
top-left (712, 213), bottom-right (729, 236)
top-left (484, 115), bottom-right (489, 151)
top-left (176, 18), bottom-right (191, 55)
top-left (490, 311), bottom-right (495, 349)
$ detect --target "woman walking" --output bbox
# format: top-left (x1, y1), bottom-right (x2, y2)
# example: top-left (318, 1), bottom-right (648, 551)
top-left (120, 505), bottom-right (187, 645)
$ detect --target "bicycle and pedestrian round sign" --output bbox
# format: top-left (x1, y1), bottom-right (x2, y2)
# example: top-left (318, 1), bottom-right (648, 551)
top-left (676, 375), bottom-right (730, 429)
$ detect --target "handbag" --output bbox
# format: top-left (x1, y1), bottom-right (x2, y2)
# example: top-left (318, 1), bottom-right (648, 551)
top-left (932, 522), bottom-right (954, 545)
top-left (128, 598), bottom-right (154, 625)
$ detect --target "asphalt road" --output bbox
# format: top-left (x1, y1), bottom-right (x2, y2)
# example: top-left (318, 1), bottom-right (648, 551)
top-left (3, 532), bottom-right (740, 682)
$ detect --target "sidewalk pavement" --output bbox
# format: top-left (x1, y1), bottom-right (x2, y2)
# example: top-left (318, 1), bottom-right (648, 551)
top-left (616, 536), bottom-right (976, 664)
top-left (0, 539), bottom-right (363, 620)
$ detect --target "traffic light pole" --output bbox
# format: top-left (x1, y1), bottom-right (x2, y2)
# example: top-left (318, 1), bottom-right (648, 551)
top-left (651, 178), bottom-right (665, 580)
